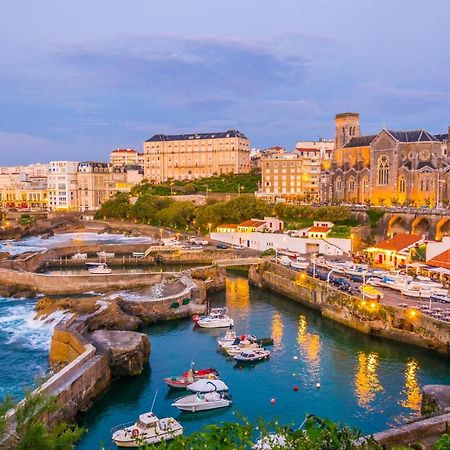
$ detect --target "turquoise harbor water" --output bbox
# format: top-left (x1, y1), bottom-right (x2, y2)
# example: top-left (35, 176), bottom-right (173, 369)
top-left (76, 274), bottom-right (450, 449)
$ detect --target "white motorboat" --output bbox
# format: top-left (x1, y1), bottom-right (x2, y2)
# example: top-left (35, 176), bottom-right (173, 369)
top-left (171, 391), bottom-right (232, 412)
top-left (71, 252), bottom-right (87, 260)
top-left (430, 293), bottom-right (450, 304)
top-left (276, 255), bottom-right (292, 267)
top-left (376, 275), bottom-right (411, 291)
top-left (88, 263), bottom-right (112, 274)
top-left (224, 341), bottom-right (260, 357)
top-left (194, 308), bottom-right (234, 328)
top-left (290, 257), bottom-right (309, 270)
top-left (401, 284), bottom-right (433, 299)
top-left (217, 330), bottom-right (237, 347)
top-left (111, 412), bottom-right (183, 448)
top-left (186, 379), bottom-right (228, 393)
top-left (414, 276), bottom-right (445, 290)
top-left (234, 348), bottom-right (270, 363)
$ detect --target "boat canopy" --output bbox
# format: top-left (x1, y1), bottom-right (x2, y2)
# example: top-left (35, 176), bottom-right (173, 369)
top-left (139, 413), bottom-right (158, 427)
top-left (187, 379), bottom-right (228, 393)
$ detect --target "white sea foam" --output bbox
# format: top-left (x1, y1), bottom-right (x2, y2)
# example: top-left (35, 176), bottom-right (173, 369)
top-left (0, 298), bottom-right (67, 350)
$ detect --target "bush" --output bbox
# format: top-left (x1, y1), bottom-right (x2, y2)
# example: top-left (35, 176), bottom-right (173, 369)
top-left (170, 302), bottom-right (180, 309)
top-left (366, 208), bottom-right (385, 228)
top-left (182, 298), bottom-right (190, 305)
top-left (262, 248), bottom-right (276, 256)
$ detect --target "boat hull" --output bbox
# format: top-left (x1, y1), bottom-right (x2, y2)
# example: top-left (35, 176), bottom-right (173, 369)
top-left (112, 427), bottom-right (183, 448)
top-left (197, 319), bottom-right (234, 328)
top-left (171, 396), bottom-right (231, 412)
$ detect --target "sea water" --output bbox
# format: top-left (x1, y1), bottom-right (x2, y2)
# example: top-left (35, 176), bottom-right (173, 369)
top-left (76, 274), bottom-right (450, 449)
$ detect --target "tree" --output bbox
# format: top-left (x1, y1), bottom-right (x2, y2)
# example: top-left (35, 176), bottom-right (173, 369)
top-left (95, 193), bottom-right (130, 219)
top-left (0, 391), bottom-right (84, 449)
top-left (155, 201), bottom-right (196, 229)
top-left (129, 195), bottom-right (173, 223)
top-left (18, 214), bottom-right (35, 228)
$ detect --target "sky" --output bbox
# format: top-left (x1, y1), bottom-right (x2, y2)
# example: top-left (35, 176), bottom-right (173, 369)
top-left (1, 0), bottom-right (450, 164)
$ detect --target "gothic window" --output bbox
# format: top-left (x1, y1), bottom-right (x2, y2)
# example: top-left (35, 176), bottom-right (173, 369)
top-left (377, 155), bottom-right (390, 185)
top-left (399, 176), bottom-right (406, 193)
top-left (362, 176), bottom-right (369, 196)
top-left (348, 176), bottom-right (356, 192)
top-left (336, 176), bottom-right (343, 192)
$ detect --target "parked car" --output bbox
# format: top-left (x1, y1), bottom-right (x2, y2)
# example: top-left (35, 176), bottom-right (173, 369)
top-left (233, 245), bottom-right (245, 250)
top-left (216, 243), bottom-right (229, 249)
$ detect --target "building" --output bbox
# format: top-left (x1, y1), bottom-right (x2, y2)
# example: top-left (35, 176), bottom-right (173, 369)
top-left (210, 230), bottom-right (351, 256)
top-left (143, 130), bottom-right (251, 183)
top-left (217, 217), bottom-right (284, 233)
top-left (328, 113), bottom-right (450, 206)
top-left (294, 139), bottom-right (334, 170)
top-left (77, 162), bottom-right (111, 211)
top-left (110, 149), bottom-right (140, 168)
top-left (257, 149), bottom-right (322, 203)
top-left (365, 233), bottom-right (425, 268)
top-left (47, 161), bottom-right (79, 211)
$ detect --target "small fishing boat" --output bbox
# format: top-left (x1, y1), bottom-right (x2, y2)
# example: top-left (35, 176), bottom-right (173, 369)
top-left (111, 412), bottom-right (182, 448)
top-left (290, 257), bottom-right (309, 270)
top-left (71, 252), bottom-right (87, 260)
top-left (217, 330), bottom-right (238, 347)
top-left (88, 263), bottom-right (112, 274)
top-left (164, 365), bottom-right (220, 390)
top-left (225, 341), bottom-right (261, 357)
top-left (234, 348), bottom-right (270, 363)
top-left (400, 284), bottom-right (433, 299)
top-left (171, 391), bottom-right (232, 412)
top-left (186, 379), bottom-right (228, 393)
top-left (193, 307), bottom-right (234, 328)
top-left (359, 284), bottom-right (384, 300)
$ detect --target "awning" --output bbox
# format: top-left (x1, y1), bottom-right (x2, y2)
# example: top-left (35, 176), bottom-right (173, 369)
top-left (408, 262), bottom-right (427, 268)
top-left (427, 267), bottom-right (450, 275)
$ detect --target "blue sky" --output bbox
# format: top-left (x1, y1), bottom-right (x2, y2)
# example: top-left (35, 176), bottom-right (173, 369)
top-left (1, 0), bottom-right (449, 164)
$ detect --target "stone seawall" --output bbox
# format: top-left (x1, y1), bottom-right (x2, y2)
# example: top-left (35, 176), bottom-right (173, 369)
top-left (0, 268), bottom-right (173, 295)
top-left (249, 262), bottom-right (450, 354)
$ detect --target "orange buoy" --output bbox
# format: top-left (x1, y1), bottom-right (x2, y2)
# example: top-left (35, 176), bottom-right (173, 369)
top-left (293, 386), bottom-right (299, 392)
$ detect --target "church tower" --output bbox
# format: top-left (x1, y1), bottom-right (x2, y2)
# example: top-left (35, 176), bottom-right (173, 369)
top-left (335, 112), bottom-right (360, 149)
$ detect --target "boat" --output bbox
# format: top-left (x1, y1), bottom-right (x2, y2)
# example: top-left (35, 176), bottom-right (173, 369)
top-left (163, 366), bottom-right (220, 390)
top-left (359, 284), bottom-right (384, 300)
top-left (194, 307), bottom-right (234, 328)
top-left (111, 412), bottom-right (183, 448)
top-left (217, 331), bottom-right (272, 349)
top-left (276, 255), bottom-right (292, 267)
top-left (186, 379), bottom-right (228, 393)
top-left (414, 276), bottom-right (445, 290)
top-left (217, 330), bottom-right (238, 347)
top-left (225, 341), bottom-right (261, 357)
top-left (233, 348), bottom-right (271, 363)
top-left (400, 284), bottom-right (433, 299)
top-left (344, 264), bottom-right (369, 276)
top-left (71, 252), bottom-right (87, 260)
top-left (290, 257), bottom-right (309, 270)
top-left (97, 251), bottom-right (115, 258)
top-left (171, 391), bottom-right (232, 412)
top-left (88, 263), bottom-right (112, 274)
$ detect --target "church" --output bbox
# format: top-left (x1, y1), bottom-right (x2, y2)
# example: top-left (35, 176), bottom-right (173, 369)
top-left (326, 113), bottom-right (450, 207)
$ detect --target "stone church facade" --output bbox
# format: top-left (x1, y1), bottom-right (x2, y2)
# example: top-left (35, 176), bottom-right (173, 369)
top-left (327, 113), bottom-right (450, 207)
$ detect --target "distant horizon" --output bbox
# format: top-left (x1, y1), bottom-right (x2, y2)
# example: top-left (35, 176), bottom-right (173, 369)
top-left (1, 0), bottom-right (449, 164)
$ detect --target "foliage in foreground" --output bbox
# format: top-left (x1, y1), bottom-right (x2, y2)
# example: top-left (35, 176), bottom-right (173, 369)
top-left (0, 391), bottom-right (84, 450)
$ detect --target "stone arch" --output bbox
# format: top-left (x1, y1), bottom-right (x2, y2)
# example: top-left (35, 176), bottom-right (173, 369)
top-left (436, 217), bottom-right (450, 241)
top-left (387, 215), bottom-right (409, 236)
top-left (411, 217), bottom-right (431, 237)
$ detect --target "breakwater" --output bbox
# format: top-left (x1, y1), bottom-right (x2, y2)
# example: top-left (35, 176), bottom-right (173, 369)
top-left (249, 262), bottom-right (450, 354)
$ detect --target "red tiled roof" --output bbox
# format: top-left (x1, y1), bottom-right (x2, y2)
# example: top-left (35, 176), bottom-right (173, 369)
top-left (218, 224), bottom-right (238, 228)
top-left (428, 249), bottom-right (450, 269)
top-left (372, 233), bottom-right (422, 252)
top-left (296, 147), bottom-right (321, 152)
top-left (239, 220), bottom-right (266, 227)
top-left (308, 226), bottom-right (330, 233)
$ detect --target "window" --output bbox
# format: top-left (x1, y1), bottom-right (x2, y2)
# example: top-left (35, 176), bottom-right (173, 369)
top-left (399, 176), bottom-right (406, 193)
top-left (348, 176), bottom-right (355, 192)
top-left (377, 155), bottom-right (390, 185)
top-left (336, 176), bottom-right (343, 192)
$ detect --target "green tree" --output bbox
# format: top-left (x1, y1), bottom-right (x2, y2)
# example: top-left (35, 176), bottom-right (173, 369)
top-left (155, 201), bottom-right (196, 229)
top-left (129, 195), bottom-right (173, 223)
top-left (18, 214), bottom-right (35, 228)
top-left (95, 193), bottom-right (130, 219)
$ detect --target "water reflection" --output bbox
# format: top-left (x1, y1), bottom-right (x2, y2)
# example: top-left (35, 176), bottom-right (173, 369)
top-left (354, 352), bottom-right (383, 408)
top-left (225, 277), bottom-right (250, 312)
top-left (297, 315), bottom-right (321, 377)
top-left (271, 312), bottom-right (284, 347)
top-left (400, 358), bottom-right (422, 412)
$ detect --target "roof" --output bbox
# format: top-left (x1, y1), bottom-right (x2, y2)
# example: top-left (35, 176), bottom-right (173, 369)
top-left (217, 224), bottom-right (238, 228)
top-left (239, 220), bottom-right (266, 227)
top-left (385, 129), bottom-right (440, 143)
top-left (344, 135), bottom-right (377, 148)
top-left (308, 226), bottom-right (330, 233)
top-left (417, 161), bottom-right (436, 170)
top-left (146, 130), bottom-right (247, 142)
top-left (371, 233), bottom-right (422, 252)
top-left (428, 249), bottom-right (450, 270)
top-left (434, 133), bottom-right (448, 142)
top-left (111, 148), bottom-right (137, 153)
top-left (336, 112), bottom-right (360, 119)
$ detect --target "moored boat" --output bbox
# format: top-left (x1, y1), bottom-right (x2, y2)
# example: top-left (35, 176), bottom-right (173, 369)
top-left (234, 348), bottom-right (270, 363)
top-left (400, 284), bottom-right (433, 298)
top-left (164, 366), bottom-right (220, 390)
top-left (111, 412), bottom-right (182, 448)
top-left (359, 284), bottom-right (384, 300)
top-left (88, 263), bottom-right (112, 274)
top-left (186, 379), bottom-right (228, 393)
top-left (194, 307), bottom-right (234, 328)
top-left (290, 257), bottom-right (309, 270)
top-left (430, 293), bottom-right (450, 304)
top-left (171, 391), bottom-right (232, 412)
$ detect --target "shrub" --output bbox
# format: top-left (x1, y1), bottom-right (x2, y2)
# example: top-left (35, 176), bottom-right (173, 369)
top-left (170, 302), bottom-right (180, 309)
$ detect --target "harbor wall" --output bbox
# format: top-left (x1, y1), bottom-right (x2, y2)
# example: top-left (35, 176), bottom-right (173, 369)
top-left (0, 268), bottom-right (174, 295)
top-left (249, 262), bottom-right (450, 354)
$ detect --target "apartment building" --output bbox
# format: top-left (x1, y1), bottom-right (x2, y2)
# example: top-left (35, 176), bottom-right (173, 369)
top-left (257, 149), bottom-right (322, 203)
top-left (77, 162), bottom-right (111, 211)
top-left (110, 149), bottom-right (140, 168)
top-left (47, 161), bottom-right (79, 211)
top-left (143, 130), bottom-right (250, 183)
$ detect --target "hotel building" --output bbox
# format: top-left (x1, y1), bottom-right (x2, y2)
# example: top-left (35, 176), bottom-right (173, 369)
top-left (77, 162), bottom-right (111, 211)
top-left (47, 161), bottom-right (79, 211)
top-left (143, 130), bottom-right (250, 183)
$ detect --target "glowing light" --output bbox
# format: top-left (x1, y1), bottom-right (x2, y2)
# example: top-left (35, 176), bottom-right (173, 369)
top-left (354, 351), bottom-right (383, 408)
top-left (271, 312), bottom-right (284, 347)
top-left (225, 277), bottom-right (250, 311)
top-left (408, 309), bottom-right (417, 319)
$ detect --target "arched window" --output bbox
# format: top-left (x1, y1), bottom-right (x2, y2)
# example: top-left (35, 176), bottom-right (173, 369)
top-left (377, 155), bottom-right (390, 185)
top-left (399, 176), bottom-right (406, 193)
top-left (348, 176), bottom-right (355, 192)
top-left (362, 176), bottom-right (369, 196)
top-left (336, 176), bottom-right (343, 192)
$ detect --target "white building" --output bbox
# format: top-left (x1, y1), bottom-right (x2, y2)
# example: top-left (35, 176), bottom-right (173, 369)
top-left (48, 161), bottom-right (79, 211)
top-left (210, 231), bottom-right (351, 256)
